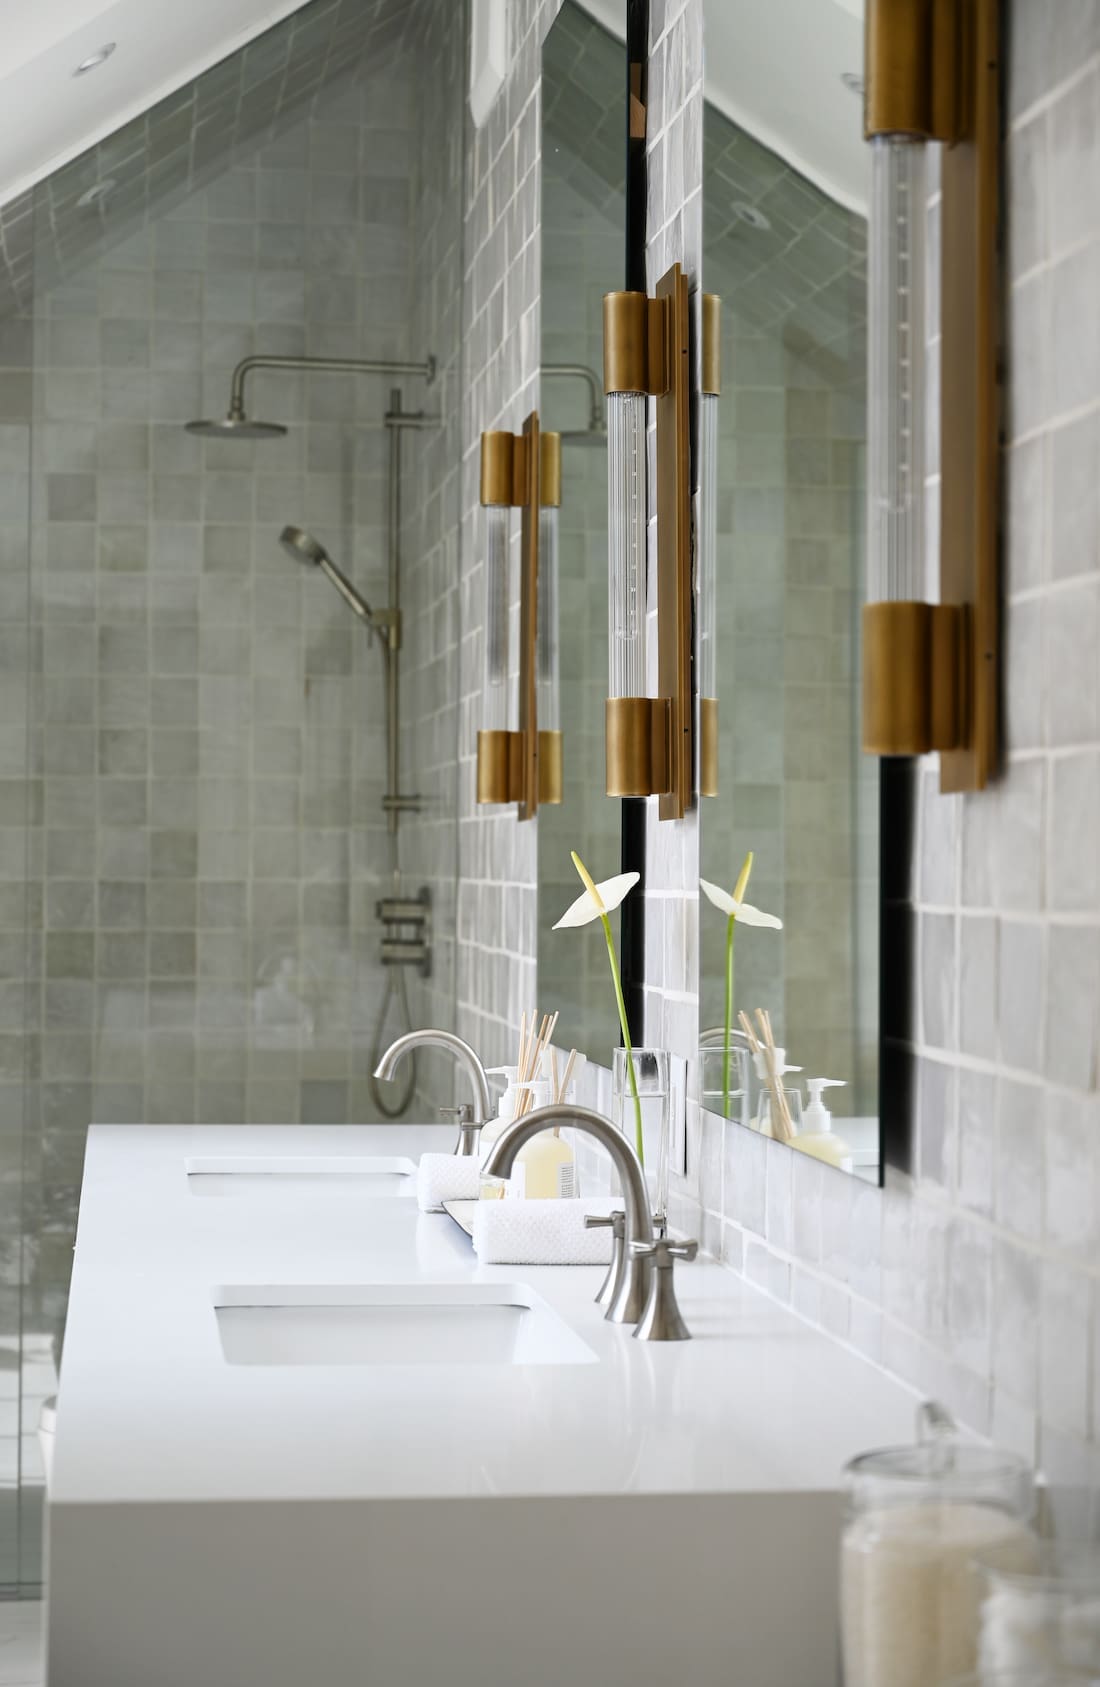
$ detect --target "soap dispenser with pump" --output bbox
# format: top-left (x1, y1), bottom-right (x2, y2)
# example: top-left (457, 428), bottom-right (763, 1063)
top-left (478, 1067), bottom-right (575, 1198)
top-left (796, 1079), bottom-right (853, 1172)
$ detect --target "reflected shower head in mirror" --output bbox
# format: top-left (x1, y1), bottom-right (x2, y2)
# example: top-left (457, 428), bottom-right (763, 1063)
top-left (280, 525), bottom-right (374, 626)
top-left (559, 422), bottom-right (608, 448)
top-left (541, 363), bottom-right (606, 450)
top-left (185, 411), bottom-right (288, 440)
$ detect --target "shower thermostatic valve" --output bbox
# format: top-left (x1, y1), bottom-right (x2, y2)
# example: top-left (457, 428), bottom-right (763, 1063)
top-left (377, 886), bottom-right (431, 978)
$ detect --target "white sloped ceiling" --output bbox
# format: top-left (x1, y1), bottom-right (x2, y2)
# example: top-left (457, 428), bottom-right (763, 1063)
top-left (0, 0), bottom-right (313, 210)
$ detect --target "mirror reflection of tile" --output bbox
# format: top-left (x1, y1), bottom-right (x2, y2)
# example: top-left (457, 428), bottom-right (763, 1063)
top-left (700, 98), bottom-right (879, 1125)
top-left (536, 1), bottom-right (626, 1066)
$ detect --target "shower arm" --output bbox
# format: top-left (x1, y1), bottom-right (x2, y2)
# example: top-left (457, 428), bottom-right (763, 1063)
top-left (541, 362), bottom-right (604, 431)
top-left (226, 353), bottom-right (437, 422)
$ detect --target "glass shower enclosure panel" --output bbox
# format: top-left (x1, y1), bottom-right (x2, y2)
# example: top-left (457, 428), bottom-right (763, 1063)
top-left (0, 237), bottom-right (38, 1591)
top-left (1, 0), bottom-right (465, 1595)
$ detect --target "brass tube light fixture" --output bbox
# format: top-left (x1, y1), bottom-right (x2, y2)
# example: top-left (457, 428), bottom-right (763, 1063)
top-left (861, 0), bottom-right (1000, 791)
top-left (699, 293), bottom-right (720, 799)
top-left (603, 262), bottom-right (692, 820)
top-left (476, 414), bottom-right (562, 819)
top-left (537, 431), bottom-right (563, 806)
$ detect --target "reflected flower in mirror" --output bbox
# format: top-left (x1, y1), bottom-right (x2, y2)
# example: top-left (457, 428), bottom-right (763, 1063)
top-left (700, 854), bottom-right (783, 1119)
top-left (553, 852), bottom-right (643, 1160)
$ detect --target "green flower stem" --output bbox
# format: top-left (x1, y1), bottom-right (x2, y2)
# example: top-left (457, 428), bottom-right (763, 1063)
top-left (723, 913), bottom-right (735, 1118)
top-left (601, 910), bottom-right (644, 1163)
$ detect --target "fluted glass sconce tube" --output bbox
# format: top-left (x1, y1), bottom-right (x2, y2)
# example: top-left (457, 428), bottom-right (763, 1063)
top-left (537, 505), bottom-right (560, 732)
top-left (698, 393), bottom-right (717, 701)
top-left (867, 135), bottom-right (926, 605)
top-left (607, 390), bottom-right (647, 701)
top-left (537, 428), bottom-right (563, 806)
top-left (483, 503), bottom-right (511, 731)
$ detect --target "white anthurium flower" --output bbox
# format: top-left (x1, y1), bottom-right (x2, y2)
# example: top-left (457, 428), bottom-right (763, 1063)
top-left (553, 870), bottom-right (640, 930)
top-left (699, 877), bottom-right (783, 929)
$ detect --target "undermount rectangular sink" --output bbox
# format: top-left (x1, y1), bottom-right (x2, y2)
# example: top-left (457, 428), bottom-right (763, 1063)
top-left (213, 1283), bottom-right (596, 1367)
top-left (186, 1156), bottom-right (417, 1199)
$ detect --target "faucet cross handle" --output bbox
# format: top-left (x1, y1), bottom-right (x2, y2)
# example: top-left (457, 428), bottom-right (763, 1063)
top-left (629, 1235), bottom-right (699, 1342)
top-left (438, 1102), bottom-right (478, 1157)
top-left (632, 1237), bottom-right (698, 1265)
top-left (584, 1210), bottom-right (626, 1309)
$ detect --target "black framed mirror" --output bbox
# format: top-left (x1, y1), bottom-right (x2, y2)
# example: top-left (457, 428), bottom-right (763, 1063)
top-left (694, 0), bottom-right (919, 1187)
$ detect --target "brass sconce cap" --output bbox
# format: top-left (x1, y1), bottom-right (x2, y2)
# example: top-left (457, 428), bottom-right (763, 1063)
top-left (862, 600), bottom-right (965, 757)
top-left (606, 697), bottom-right (671, 798)
top-left (477, 729), bottom-right (526, 804)
top-left (540, 432), bottom-right (561, 507)
top-left (603, 291), bottom-right (649, 395)
top-left (480, 431), bottom-right (517, 506)
top-left (702, 295), bottom-right (721, 396)
top-left (538, 730), bottom-right (563, 803)
top-left (863, 601), bottom-right (933, 755)
top-left (864, 0), bottom-right (964, 141)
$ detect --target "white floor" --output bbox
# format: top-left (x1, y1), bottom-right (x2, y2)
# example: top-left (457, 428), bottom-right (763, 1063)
top-left (0, 1602), bottom-right (42, 1686)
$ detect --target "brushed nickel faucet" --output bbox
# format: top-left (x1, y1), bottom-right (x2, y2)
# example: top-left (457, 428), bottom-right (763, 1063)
top-left (482, 1104), bottom-right (697, 1340)
top-left (373, 1030), bottom-right (491, 1155)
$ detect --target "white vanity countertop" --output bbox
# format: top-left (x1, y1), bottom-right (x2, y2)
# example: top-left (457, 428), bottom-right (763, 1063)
top-left (56, 1122), bottom-right (920, 1511)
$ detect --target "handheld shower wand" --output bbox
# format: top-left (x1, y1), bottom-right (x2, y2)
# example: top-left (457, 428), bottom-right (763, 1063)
top-left (279, 526), bottom-right (375, 628)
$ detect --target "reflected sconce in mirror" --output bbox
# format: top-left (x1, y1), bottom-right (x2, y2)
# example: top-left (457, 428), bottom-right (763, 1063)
top-left (476, 415), bottom-right (562, 819)
top-left (537, 431), bottom-right (563, 806)
top-left (603, 262), bottom-right (691, 821)
top-left (861, 0), bottom-right (999, 792)
top-left (699, 293), bottom-right (720, 799)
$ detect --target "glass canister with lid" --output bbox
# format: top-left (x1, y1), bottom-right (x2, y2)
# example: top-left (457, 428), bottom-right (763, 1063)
top-left (975, 1542), bottom-right (1100, 1678)
top-left (841, 1403), bottom-right (1039, 1687)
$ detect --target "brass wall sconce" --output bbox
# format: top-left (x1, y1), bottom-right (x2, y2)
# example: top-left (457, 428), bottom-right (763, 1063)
top-left (603, 261), bottom-right (692, 821)
top-left (861, 0), bottom-right (999, 792)
top-left (537, 432), bottom-right (564, 807)
top-left (699, 293), bottom-right (720, 800)
top-left (476, 415), bottom-right (562, 819)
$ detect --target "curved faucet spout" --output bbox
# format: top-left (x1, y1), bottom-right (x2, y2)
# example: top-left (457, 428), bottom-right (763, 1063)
top-left (482, 1105), bottom-right (654, 1324)
top-left (374, 1029), bottom-right (491, 1154)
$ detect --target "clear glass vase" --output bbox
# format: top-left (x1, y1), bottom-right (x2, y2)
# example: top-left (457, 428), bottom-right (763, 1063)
top-left (700, 1043), bottom-right (750, 1125)
top-left (753, 1086), bottom-right (803, 1140)
top-left (612, 1047), bottom-right (670, 1227)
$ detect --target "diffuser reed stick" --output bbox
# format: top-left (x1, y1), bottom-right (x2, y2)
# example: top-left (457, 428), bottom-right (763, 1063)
top-left (754, 1007), bottom-right (794, 1143)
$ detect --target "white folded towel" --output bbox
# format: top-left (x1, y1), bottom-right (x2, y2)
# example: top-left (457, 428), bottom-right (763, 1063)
top-left (472, 1197), bottom-right (621, 1265)
top-left (416, 1153), bottom-right (482, 1213)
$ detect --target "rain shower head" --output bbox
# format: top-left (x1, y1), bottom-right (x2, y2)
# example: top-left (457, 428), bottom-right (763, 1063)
top-left (185, 410), bottom-right (288, 440)
top-left (280, 525), bottom-right (374, 626)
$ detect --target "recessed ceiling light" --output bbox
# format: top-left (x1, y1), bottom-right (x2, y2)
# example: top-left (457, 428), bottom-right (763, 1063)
top-left (76, 179), bottom-right (117, 209)
top-left (73, 43), bottom-right (116, 77)
top-left (840, 71), bottom-right (864, 96)
top-left (731, 201), bottom-right (771, 232)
